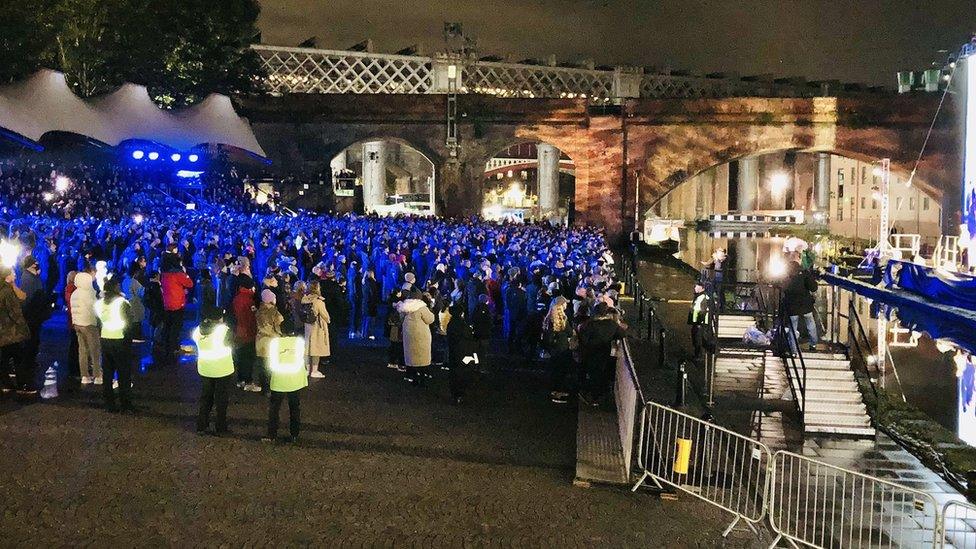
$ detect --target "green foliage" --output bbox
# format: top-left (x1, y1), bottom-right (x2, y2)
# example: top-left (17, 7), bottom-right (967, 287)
top-left (1, 0), bottom-right (264, 107)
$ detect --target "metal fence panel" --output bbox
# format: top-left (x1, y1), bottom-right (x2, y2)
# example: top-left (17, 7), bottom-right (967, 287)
top-left (941, 501), bottom-right (976, 549)
top-left (633, 401), bottom-right (772, 536)
top-left (770, 450), bottom-right (941, 548)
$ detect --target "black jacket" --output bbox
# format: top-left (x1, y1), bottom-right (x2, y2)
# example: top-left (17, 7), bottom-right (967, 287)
top-left (783, 262), bottom-right (817, 316)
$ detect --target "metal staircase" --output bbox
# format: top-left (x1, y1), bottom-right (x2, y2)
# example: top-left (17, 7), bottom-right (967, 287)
top-left (785, 350), bottom-right (875, 438)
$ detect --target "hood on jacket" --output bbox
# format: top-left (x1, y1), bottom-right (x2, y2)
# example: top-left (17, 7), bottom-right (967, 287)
top-left (396, 298), bottom-right (427, 314)
top-left (73, 272), bottom-right (95, 295)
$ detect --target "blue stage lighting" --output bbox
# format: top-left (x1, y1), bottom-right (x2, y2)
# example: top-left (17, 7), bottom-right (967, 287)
top-left (147, 151), bottom-right (159, 160)
top-left (188, 154), bottom-right (199, 163)
top-left (132, 150), bottom-right (145, 160)
top-left (171, 153), bottom-right (181, 162)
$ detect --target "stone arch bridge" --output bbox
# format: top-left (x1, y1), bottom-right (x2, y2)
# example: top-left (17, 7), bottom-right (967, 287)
top-left (242, 47), bottom-right (962, 240)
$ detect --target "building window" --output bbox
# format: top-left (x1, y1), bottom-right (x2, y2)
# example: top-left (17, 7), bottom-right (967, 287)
top-left (838, 185), bottom-right (844, 198)
top-left (872, 199), bottom-right (878, 210)
top-left (860, 197), bottom-right (866, 209)
top-left (923, 197), bottom-right (930, 211)
top-left (861, 167), bottom-right (867, 184)
top-left (838, 206), bottom-right (843, 221)
top-left (909, 197), bottom-right (915, 211)
top-left (837, 170), bottom-right (845, 183)
top-left (851, 167), bottom-right (855, 181)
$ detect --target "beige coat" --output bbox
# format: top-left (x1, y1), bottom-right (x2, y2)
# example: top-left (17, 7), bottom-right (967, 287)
top-left (397, 298), bottom-right (435, 367)
top-left (302, 294), bottom-right (331, 358)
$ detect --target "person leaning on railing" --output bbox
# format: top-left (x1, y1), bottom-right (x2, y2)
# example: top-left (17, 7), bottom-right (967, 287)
top-left (782, 251), bottom-right (819, 353)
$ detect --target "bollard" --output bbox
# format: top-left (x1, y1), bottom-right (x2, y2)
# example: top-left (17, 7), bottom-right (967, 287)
top-left (659, 328), bottom-right (667, 369)
top-left (675, 362), bottom-right (687, 407)
top-left (638, 294), bottom-right (644, 321)
top-left (646, 309), bottom-right (654, 341)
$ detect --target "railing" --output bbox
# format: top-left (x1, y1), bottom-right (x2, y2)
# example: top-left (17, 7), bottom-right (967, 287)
top-left (940, 500), bottom-right (976, 548)
top-left (632, 401), bottom-right (773, 537)
top-left (774, 293), bottom-right (808, 427)
top-left (769, 450), bottom-right (942, 548)
top-left (614, 338), bottom-right (643, 474)
top-left (253, 44), bottom-right (838, 100)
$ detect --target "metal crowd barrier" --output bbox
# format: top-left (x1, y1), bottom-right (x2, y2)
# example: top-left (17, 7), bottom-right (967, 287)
top-left (940, 500), bottom-right (976, 549)
top-left (769, 450), bottom-right (941, 548)
top-left (614, 338), bottom-right (643, 474)
top-left (632, 401), bottom-right (773, 537)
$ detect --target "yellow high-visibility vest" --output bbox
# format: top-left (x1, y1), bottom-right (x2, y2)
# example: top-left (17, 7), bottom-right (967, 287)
top-left (193, 324), bottom-right (234, 378)
top-left (95, 297), bottom-right (127, 339)
top-left (269, 336), bottom-right (308, 392)
top-left (691, 294), bottom-right (710, 324)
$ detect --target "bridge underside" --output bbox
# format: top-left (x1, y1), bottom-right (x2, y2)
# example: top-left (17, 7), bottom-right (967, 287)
top-left (242, 93), bottom-right (961, 239)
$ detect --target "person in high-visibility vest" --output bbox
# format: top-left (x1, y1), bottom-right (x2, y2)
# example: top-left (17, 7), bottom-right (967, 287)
top-left (262, 335), bottom-right (307, 443)
top-left (193, 315), bottom-right (235, 435)
top-left (95, 276), bottom-right (134, 413)
top-left (687, 283), bottom-right (712, 362)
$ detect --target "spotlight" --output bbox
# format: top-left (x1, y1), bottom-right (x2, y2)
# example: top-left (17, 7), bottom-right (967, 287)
top-left (54, 175), bottom-right (71, 192)
top-left (767, 256), bottom-right (787, 279)
top-left (148, 151), bottom-right (159, 160)
top-left (133, 213), bottom-right (144, 224)
top-left (171, 153), bottom-right (181, 162)
top-left (132, 150), bottom-right (145, 160)
top-left (0, 240), bottom-right (21, 269)
top-left (188, 154), bottom-right (199, 163)
top-left (769, 172), bottom-right (790, 194)
top-left (42, 192), bottom-right (53, 202)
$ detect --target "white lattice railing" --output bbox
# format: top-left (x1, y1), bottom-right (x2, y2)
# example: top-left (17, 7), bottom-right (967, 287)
top-left (253, 44), bottom-right (771, 99)
top-left (255, 45), bottom-right (433, 95)
top-left (461, 60), bottom-right (615, 102)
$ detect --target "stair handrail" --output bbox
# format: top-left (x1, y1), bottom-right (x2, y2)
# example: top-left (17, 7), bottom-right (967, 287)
top-left (844, 297), bottom-right (881, 403)
top-left (774, 288), bottom-right (807, 425)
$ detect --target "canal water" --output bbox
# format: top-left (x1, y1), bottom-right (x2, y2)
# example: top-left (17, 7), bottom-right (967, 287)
top-left (640, 228), bottom-right (959, 445)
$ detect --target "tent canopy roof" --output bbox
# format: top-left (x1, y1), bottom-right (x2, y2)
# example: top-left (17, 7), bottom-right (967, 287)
top-left (0, 70), bottom-right (266, 157)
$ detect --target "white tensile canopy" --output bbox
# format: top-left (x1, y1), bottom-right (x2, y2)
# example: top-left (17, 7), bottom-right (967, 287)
top-left (0, 69), bottom-right (266, 157)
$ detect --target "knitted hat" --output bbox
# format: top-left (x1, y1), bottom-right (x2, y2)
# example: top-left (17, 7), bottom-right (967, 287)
top-left (404, 272), bottom-right (416, 284)
top-left (261, 289), bottom-right (276, 304)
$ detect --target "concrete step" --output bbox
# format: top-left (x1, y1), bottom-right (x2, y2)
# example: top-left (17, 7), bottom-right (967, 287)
top-left (804, 414), bottom-right (872, 429)
top-left (805, 401), bottom-right (868, 415)
top-left (803, 370), bottom-right (858, 381)
top-left (805, 424), bottom-right (876, 437)
top-left (799, 359), bottom-right (854, 370)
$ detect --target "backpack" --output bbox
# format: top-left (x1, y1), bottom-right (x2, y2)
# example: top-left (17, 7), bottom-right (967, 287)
top-left (301, 301), bottom-right (317, 324)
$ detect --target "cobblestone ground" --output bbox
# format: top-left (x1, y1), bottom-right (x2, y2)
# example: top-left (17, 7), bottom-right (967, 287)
top-left (0, 312), bottom-right (739, 547)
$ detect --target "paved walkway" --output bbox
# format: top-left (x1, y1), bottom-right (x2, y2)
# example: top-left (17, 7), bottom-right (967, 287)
top-left (0, 312), bottom-right (737, 547)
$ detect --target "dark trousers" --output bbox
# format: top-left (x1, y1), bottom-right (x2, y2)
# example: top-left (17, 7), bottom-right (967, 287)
top-left (388, 341), bottom-right (403, 366)
top-left (198, 374), bottom-right (232, 432)
top-left (68, 329), bottom-right (80, 378)
top-left (448, 354), bottom-right (472, 400)
top-left (583, 353), bottom-right (614, 401)
top-left (233, 343), bottom-right (256, 384)
top-left (0, 342), bottom-right (26, 390)
top-left (507, 319), bottom-right (526, 356)
top-left (101, 338), bottom-right (132, 410)
top-left (157, 309), bottom-right (184, 366)
top-left (23, 323), bottom-right (41, 389)
top-left (548, 349), bottom-right (574, 393)
top-left (268, 390), bottom-right (301, 439)
top-left (691, 324), bottom-right (704, 359)
top-left (477, 339), bottom-right (491, 370)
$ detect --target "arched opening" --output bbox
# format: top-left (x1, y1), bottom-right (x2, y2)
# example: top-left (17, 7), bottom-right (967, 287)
top-left (644, 150), bottom-right (943, 278)
top-left (481, 141), bottom-right (575, 224)
top-left (329, 138), bottom-right (436, 215)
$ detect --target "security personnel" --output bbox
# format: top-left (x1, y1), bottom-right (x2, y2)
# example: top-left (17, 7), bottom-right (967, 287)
top-left (95, 277), bottom-right (134, 412)
top-left (193, 315), bottom-right (235, 435)
top-left (263, 336), bottom-right (307, 443)
top-left (687, 283), bottom-right (712, 361)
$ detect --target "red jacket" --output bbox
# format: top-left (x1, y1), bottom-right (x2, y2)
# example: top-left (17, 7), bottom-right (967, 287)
top-left (232, 288), bottom-right (257, 344)
top-left (161, 271), bottom-right (194, 311)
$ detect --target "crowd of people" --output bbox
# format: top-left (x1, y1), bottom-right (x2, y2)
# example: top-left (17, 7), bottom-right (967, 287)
top-left (0, 161), bottom-right (628, 441)
top-left (0, 155), bottom-right (276, 219)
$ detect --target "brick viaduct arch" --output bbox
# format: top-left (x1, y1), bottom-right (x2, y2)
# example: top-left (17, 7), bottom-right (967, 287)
top-left (241, 93), bottom-right (961, 240)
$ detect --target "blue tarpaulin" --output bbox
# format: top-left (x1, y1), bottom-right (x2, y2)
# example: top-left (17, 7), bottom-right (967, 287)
top-left (888, 260), bottom-right (976, 311)
top-left (823, 271), bottom-right (976, 353)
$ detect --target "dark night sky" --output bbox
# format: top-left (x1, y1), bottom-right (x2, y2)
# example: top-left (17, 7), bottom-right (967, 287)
top-left (258, 0), bottom-right (975, 86)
